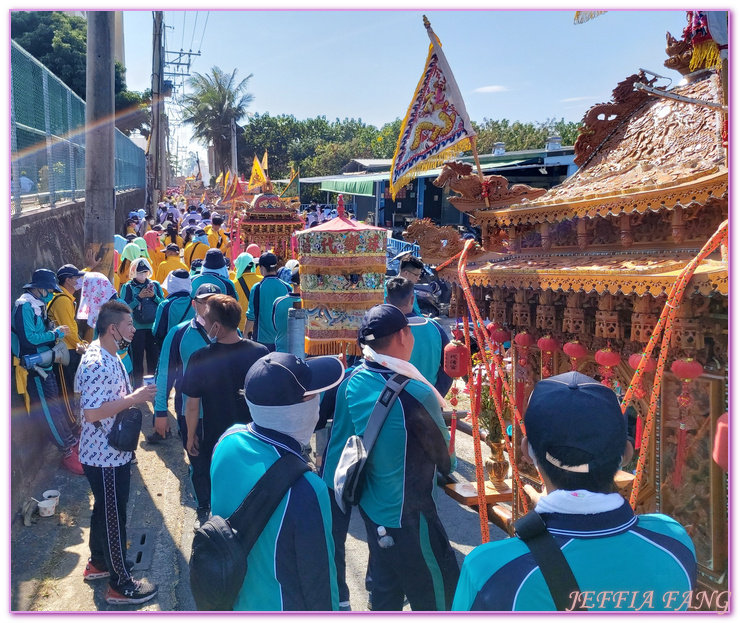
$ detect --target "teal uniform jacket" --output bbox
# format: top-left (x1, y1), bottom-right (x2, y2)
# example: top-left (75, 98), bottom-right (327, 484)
top-left (152, 291), bottom-right (194, 341)
top-left (247, 275), bottom-right (291, 346)
top-left (322, 361), bottom-right (454, 528)
top-left (120, 279), bottom-right (165, 330)
top-left (452, 507), bottom-right (696, 611)
top-left (271, 292), bottom-right (301, 353)
top-left (153, 318), bottom-right (209, 418)
top-left (211, 423), bottom-right (339, 611)
top-left (11, 298), bottom-right (60, 371)
top-left (191, 273), bottom-right (238, 300)
top-left (407, 313), bottom-right (453, 397)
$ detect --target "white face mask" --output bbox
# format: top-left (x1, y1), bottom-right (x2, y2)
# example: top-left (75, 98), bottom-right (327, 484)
top-left (247, 395), bottom-right (320, 447)
top-left (195, 313), bottom-right (206, 326)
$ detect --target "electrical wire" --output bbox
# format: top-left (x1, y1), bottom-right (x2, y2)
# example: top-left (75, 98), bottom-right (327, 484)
top-left (197, 11), bottom-right (210, 52)
top-left (190, 11), bottom-right (198, 51)
top-left (180, 11), bottom-right (186, 50)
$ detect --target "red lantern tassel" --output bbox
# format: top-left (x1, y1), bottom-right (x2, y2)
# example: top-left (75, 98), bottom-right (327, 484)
top-left (635, 415), bottom-right (643, 455)
top-left (672, 423), bottom-right (688, 489)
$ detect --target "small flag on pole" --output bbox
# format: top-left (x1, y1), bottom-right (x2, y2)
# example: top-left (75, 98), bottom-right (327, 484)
top-left (573, 11), bottom-right (607, 24)
top-left (214, 171), bottom-right (223, 187)
top-left (261, 150), bottom-right (269, 171)
top-left (280, 168), bottom-right (300, 199)
top-left (389, 16), bottom-right (476, 201)
top-left (247, 155), bottom-right (268, 191)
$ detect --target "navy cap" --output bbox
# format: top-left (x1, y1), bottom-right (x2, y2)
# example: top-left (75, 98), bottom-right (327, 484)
top-left (245, 352), bottom-right (345, 407)
top-left (195, 228), bottom-right (207, 236)
top-left (358, 304), bottom-right (424, 345)
top-left (165, 243), bottom-right (180, 253)
top-left (525, 371), bottom-right (627, 474)
top-left (203, 249), bottom-right (226, 270)
top-left (258, 252), bottom-right (278, 268)
top-left (194, 283), bottom-right (222, 300)
top-left (170, 268), bottom-right (189, 279)
top-left (56, 264), bottom-right (84, 282)
top-left (211, 213), bottom-right (223, 224)
top-left (23, 268), bottom-right (61, 292)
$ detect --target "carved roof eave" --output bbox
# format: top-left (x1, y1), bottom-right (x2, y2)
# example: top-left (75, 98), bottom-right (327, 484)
top-left (471, 169), bottom-right (728, 227)
top-left (455, 258), bottom-right (727, 298)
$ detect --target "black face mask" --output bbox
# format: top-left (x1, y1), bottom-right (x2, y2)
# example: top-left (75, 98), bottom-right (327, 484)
top-left (112, 326), bottom-right (132, 351)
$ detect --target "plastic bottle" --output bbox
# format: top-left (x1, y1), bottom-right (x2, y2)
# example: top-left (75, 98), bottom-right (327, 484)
top-left (377, 526), bottom-right (395, 549)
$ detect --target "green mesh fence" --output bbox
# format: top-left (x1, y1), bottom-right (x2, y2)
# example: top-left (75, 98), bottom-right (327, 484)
top-left (11, 41), bottom-right (145, 216)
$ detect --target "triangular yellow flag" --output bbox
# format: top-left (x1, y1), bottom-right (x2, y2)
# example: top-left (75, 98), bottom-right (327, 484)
top-left (214, 171), bottom-right (223, 186)
top-left (223, 170), bottom-right (231, 192)
top-left (248, 155), bottom-right (267, 191)
top-left (261, 150), bottom-right (268, 171)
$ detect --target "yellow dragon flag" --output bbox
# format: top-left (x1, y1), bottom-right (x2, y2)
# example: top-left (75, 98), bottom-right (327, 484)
top-left (247, 155), bottom-right (267, 191)
top-left (214, 171), bottom-right (223, 187)
top-left (574, 11), bottom-right (607, 24)
top-left (261, 150), bottom-right (268, 171)
top-left (223, 170), bottom-right (231, 192)
top-left (389, 15), bottom-right (476, 201)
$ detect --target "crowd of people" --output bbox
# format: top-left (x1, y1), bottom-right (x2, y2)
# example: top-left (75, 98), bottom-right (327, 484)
top-left (12, 200), bottom-right (698, 611)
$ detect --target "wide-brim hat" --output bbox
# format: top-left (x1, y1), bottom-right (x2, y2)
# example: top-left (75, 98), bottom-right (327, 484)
top-left (23, 268), bottom-right (61, 292)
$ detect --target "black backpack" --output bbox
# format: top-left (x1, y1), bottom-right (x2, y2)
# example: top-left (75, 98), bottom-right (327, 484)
top-left (189, 451), bottom-right (309, 611)
top-left (124, 281), bottom-right (158, 325)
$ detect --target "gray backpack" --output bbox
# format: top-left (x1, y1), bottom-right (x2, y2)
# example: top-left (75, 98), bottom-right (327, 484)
top-left (333, 373), bottom-right (409, 513)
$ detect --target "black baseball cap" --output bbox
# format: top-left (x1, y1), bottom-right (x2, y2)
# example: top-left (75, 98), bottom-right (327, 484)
top-left (165, 243), bottom-right (180, 253)
top-left (357, 304), bottom-right (424, 345)
top-left (194, 283), bottom-right (222, 300)
top-left (244, 352), bottom-right (345, 407)
top-left (525, 371), bottom-right (627, 474)
top-left (56, 264), bottom-right (85, 282)
top-left (258, 252), bottom-right (278, 268)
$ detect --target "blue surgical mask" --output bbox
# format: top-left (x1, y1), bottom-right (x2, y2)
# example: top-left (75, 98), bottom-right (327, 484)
top-left (39, 290), bottom-right (53, 304)
top-left (207, 324), bottom-right (220, 344)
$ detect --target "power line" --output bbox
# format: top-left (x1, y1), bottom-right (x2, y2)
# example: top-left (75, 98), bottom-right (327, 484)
top-left (197, 11), bottom-right (210, 52)
top-left (180, 11), bottom-right (186, 50)
top-left (190, 11), bottom-right (198, 52)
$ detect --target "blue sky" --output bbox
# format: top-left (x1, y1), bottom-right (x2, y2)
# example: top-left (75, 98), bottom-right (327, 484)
top-left (121, 8), bottom-right (690, 159)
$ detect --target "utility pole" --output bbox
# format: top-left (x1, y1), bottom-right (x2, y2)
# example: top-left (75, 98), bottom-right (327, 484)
top-left (84, 11), bottom-right (116, 281)
top-left (230, 117), bottom-right (238, 178)
top-left (150, 11), bottom-right (164, 207)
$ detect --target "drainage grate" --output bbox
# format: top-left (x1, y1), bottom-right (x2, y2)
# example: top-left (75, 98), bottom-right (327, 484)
top-left (127, 529), bottom-right (155, 571)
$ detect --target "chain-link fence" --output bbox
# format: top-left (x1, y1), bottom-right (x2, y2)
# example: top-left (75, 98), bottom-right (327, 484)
top-left (11, 41), bottom-right (145, 217)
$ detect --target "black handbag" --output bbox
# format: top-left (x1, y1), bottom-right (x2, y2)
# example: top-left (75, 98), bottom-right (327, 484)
top-left (106, 407), bottom-right (143, 452)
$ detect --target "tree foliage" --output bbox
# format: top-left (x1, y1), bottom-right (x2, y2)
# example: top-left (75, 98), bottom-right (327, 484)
top-left (180, 66), bottom-right (254, 176)
top-left (11, 10), bottom-right (150, 136)
top-left (473, 117), bottom-right (580, 153)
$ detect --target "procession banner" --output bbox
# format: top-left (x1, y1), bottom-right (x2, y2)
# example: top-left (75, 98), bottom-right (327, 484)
top-left (280, 168), bottom-right (300, 200)
top-left (389, 16), bottom-right (476, 200)
top-left (247, 155), bottom-right (268, 191)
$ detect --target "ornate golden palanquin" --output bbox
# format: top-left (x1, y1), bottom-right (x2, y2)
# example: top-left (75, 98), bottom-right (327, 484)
top-left (426, 69), bottom-right (728, 593)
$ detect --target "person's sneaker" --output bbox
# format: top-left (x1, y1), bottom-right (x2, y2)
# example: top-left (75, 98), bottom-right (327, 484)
top-left (193, 507), bottom-right (210, 533)
top-left (146, 430), bottom-right (172, 444)
top-left (338, 601), bottom-right (352, 611)
top-left (105, 579), bottom-right (158, 605)
top-left (83, 559), bottom-right (110, 581)
top-left (60, 449), bottom-right (84, 475)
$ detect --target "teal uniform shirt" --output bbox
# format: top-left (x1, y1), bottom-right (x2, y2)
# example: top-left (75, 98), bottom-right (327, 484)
top-left (272, 292), bottom-right (301, 353)
top-left (120, 279), bottom-right (165, 330)
top-left (191, 273), bottom-right (238, 300)
top-left (407, 313), bottom-right (453, 397)
top-left (247, 275), bottom-right (291, 346)
top-left (152, 291), bottom-right (193, 340)
top-left (324, 361), bottom-right (454, 528)
top-left (11, 298), bottom-right (59, 370)
top-left (452, 507), bottom-right (696, 611)
top-left (211, 423), bottom-right (339, 611)
top-left (153, 318), bottom-right (209, 418)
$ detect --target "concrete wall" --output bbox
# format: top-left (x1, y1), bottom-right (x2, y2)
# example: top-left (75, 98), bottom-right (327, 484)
top-left (10, 189), bottom-right (145, 515)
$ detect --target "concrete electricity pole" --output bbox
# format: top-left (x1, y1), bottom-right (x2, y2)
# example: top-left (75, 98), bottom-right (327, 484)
top-left (84, 11), bottom-right (116, 281)
top-left (150, 11), bottom-right (164, 206)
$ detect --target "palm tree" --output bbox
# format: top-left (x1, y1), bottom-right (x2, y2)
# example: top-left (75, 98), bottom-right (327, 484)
top-left (180, 66), bottom-right (254, 176)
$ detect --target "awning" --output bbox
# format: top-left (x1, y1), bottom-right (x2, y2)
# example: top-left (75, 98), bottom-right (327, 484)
top-left (319, 175), bottom-right (386, 197)
top-left (464, 251), bottom-right (727, 297)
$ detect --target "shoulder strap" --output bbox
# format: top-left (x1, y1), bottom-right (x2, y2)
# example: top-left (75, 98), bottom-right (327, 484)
top-left (227, 453), bottom-right (310, 553)
top-left (237, 276), bottom-right (249, 297)
top-left (252, 281), bottom-right (261, 340)
top-left (513, 511), bottom-right (586, 611)
top-left (362, 373), bottom-right (411, 454)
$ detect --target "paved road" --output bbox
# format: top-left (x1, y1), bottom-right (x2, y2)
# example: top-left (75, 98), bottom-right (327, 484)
top-left (11, 384), bottom-right (506, 612)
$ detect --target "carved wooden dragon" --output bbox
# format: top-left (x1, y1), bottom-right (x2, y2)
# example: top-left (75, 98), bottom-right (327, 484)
top-left (402, 217), bottom-right (485, 266)
top-left (664, 31), bottom-right (693, 76)
top-left (573, 71), bottom-right (657, 167)
top-left (432, 161), bottom-right (547, 212)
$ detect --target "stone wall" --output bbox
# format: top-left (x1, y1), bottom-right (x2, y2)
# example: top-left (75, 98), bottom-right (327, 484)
top-left (10, 189), bottom-right (145, 515)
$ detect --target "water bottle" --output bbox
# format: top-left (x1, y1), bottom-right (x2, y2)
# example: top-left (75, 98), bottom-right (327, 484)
top-left (377, 526), bottom-right (395, 549)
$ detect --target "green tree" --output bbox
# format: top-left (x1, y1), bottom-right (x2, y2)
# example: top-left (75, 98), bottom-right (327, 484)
top-left (180, 66), bottom-right (254, 178)
top-left (241, 113), bottom-right (301, 180)
top-left (11, 11), bottom-right (150, 135)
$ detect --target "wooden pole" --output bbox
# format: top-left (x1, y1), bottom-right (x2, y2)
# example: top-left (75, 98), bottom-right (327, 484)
top-left (84, 11), bottom-right (116, 281)
top-left (470, 136), bottom-right (490, 208)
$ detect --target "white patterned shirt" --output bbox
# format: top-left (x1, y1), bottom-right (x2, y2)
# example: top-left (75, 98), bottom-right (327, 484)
top-left (75, 341), bottom-right (133, 467)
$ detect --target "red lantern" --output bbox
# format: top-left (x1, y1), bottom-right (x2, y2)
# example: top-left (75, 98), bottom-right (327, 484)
top-left (491, 327), bottom-right (511, 345)
top-left (486, 322), bottom-right (500, 338)
top-left (671, 358), bottom-right (704, 410)
top-left (563, 340), bottom-right (588, 371)
top-left (514, 331), bottom-right (536, 367)
top-left (444, 335), bottom-right (470, 379)
top-left (594, 344), bottom-right (621, 387)
top-left (537, 335), bottom-right (559, 379)
top-left (628, 352), bottom-right (658, 399)
top-left (713, 412), bottom-right (728, 472)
